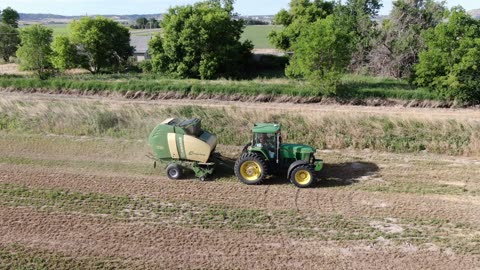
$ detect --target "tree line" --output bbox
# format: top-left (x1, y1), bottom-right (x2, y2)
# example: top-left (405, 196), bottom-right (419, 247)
top-left (267, 0), bottom-right (480, 102)
top-left (1, 1), bottom-right (479, 103)
top-left (0, 7), bottom-right (133, 78)
top-left (130, 17), bottom-right (160, 29)
top-left (143, 0), bottom-right (480, 102)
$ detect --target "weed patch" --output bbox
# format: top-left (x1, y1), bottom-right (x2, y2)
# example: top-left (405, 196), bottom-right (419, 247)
top-left (0, 244), bottom-right (127, 270)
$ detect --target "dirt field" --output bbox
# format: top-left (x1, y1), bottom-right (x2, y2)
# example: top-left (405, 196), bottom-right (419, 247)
top-left (0, 93), bottom-right (479, 269)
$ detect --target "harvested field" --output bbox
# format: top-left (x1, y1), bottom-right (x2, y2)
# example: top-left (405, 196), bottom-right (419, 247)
top-left (0, 92), bottom-right (479, 269)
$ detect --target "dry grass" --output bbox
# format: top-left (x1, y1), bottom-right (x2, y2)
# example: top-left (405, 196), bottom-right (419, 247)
top-left (0, 93), bottom-right (479, 157)
top-left (0, 64), bottom-right (30, 75)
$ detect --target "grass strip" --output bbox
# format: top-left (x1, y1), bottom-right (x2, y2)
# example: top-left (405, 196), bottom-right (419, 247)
top-left (0, 244), bottom-right (128, 270)
top-left (0, 74), bottom-right (441, 101)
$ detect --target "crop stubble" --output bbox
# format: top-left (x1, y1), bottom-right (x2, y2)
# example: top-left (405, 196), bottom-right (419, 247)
top-left (0, 94), bottom-right (479, 269)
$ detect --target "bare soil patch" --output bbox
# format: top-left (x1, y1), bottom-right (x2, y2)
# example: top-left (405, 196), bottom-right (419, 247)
top-left (1, 206), bottom-right (478, 270)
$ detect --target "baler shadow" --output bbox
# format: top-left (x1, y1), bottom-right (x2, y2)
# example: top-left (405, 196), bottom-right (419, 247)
top-left (210, 156), bottom-right (236, 178)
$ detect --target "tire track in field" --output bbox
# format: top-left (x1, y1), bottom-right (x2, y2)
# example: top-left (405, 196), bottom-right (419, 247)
top-left (1, 206), bottom-right (478, 270)
top-left (1, 163), bottom-right (479, 226)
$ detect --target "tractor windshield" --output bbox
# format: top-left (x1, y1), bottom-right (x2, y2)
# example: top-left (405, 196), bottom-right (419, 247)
top-left (254, 133), bottom-right (276, 156)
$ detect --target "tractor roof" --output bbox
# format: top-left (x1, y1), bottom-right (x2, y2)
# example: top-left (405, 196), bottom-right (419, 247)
top-left (253, 123), bottom-right (281, 133)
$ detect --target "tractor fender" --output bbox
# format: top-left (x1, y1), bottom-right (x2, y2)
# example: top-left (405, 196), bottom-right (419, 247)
top-left (287, 160), bottom-right (311, 179)
top-left (249, 149), bottom-right (270, 160)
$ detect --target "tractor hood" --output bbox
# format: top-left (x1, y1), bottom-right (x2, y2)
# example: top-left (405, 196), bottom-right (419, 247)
top-left (280, 144), bottom-right (316, 154)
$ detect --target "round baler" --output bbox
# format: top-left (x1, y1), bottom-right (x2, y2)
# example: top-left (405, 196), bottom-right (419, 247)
top-left (149, 118), bottom-right (218, 181)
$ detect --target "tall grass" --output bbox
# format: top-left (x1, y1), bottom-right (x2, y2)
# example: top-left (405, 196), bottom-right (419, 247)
top-left (0, 99), bottom-right (478, 156)
top-left (0, 74), bottom-right (441, 101)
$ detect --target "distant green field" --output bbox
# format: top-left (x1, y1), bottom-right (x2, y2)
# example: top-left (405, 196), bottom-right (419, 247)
top-left (241, 25), bottom-right (282, 49)
top-left (47, 24), bottom-right (70, 36)
top-left (20, 24), bottom-right (70, 37)
top-left (22, 24), bottom-right (278, 49)
top-left (130, 28), bottom-right (162, 37)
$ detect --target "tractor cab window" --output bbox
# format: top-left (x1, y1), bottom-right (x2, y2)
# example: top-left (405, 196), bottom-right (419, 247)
top-left (254, 133), bottom-right (276, 158)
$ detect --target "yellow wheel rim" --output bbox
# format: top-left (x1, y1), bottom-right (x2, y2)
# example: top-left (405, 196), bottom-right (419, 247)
top-left (295, 170), bottom-right (312, 185)
top-left (240, 161), bottom-right (262, 182)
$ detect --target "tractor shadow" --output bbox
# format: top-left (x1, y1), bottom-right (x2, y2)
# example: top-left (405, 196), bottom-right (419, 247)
top-left (264, 161), bottom-right (380, 187)
top-left (317, 162), bottom-right (380, 188)
top-left (212, 157), bottom-right (379, 188)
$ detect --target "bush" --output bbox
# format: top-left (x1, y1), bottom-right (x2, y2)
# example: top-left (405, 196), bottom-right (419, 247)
top-left (149, 1), bottom-right (252, 79)
top-left (139, 60), bottom-right (153, 73)
top-left (415, 8), bottom-right (480, 103)
top-left (16, 25), bottom-right (53, 79)
top-left (285, 15), bottom-right (353, 95)
top-left (95, 111), bottom-right (121, 133)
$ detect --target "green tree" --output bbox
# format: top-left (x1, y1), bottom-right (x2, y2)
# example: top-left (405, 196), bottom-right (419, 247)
top-left (335, 0), bottom-right (382, 71)
top-left (148, 18), bottom-right (159, 28)
top-left (286, 15), bottom-right (354, 94)
top-left (1, 7), bottom-right (19, 28)
top-left (268, 0), bottom-right (335, 51)
top-left (50, 35), bottom-right (78, 71)
top-left (16, 24), bottom-right (53, 79)
top-left (415, 8), bottom-right (480, 103)
top-left (0, 23), bottom-right (20, 62)
top-left (136, 17), bottom-right (148, 28)
top-left (149, 0), bottom-right (252, 79)
top-left (70, 17), bottom-right (133, 73)
top-left (369, 0), bottom-right (446, 79)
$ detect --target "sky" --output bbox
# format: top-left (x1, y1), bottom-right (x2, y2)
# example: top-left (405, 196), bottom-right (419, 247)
top-left (0, 0), bottom-right (478, 16)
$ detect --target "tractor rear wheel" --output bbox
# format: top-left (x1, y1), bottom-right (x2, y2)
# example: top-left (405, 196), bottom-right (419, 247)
top-left (166, 164), bottom-right (183, 180)
top-left (234, 153), bottom-right (268, 185)
top-left (290, 165), bottom-right (316, 188)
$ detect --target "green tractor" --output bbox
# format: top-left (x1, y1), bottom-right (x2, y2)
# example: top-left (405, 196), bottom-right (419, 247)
top-left (234, 123), bottom-right (323, 188)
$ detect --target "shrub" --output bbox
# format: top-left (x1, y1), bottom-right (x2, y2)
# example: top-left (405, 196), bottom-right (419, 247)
top-left (415, 8), bottom-right (480, 103)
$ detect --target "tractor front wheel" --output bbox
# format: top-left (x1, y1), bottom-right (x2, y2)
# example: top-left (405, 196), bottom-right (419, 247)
top-left (234, 153), bottom-right (268, 185)
top-left (290, 165), bottom-right (316, 188)
top-left (166, 164), bottom-right (183, 180)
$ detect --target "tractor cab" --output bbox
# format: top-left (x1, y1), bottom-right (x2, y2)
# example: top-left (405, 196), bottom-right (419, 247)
top-left (251, 123), bottom-right (281, 161)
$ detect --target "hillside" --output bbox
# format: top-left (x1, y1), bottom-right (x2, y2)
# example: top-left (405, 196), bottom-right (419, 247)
top-left (468, 9), bottom-right (480, 18)
top-left (19, 13), bottom-right (163, 24)
top-left (19, 13), bottom-right (274, 25)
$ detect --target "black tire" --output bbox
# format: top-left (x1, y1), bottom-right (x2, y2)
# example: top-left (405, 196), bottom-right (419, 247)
top-left (166, 164), bottom-right (182, 180)
top-left (290, 165), bottom-right (316, 188)
top-left (234, 153), bottom-right (268, 185)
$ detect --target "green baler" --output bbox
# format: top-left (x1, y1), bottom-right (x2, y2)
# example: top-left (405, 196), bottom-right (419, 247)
top-left (149, 118), bottom-right (218, 181)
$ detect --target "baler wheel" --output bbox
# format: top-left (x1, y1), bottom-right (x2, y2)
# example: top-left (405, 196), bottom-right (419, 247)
top-left (166, 164), bottom-right (183, 180)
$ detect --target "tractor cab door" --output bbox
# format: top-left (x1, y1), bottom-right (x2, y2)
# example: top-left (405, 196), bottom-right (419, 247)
top-left (253, 132), bottom-right (277, 160)
top-left (276, 132), bottom-right (282, 164)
